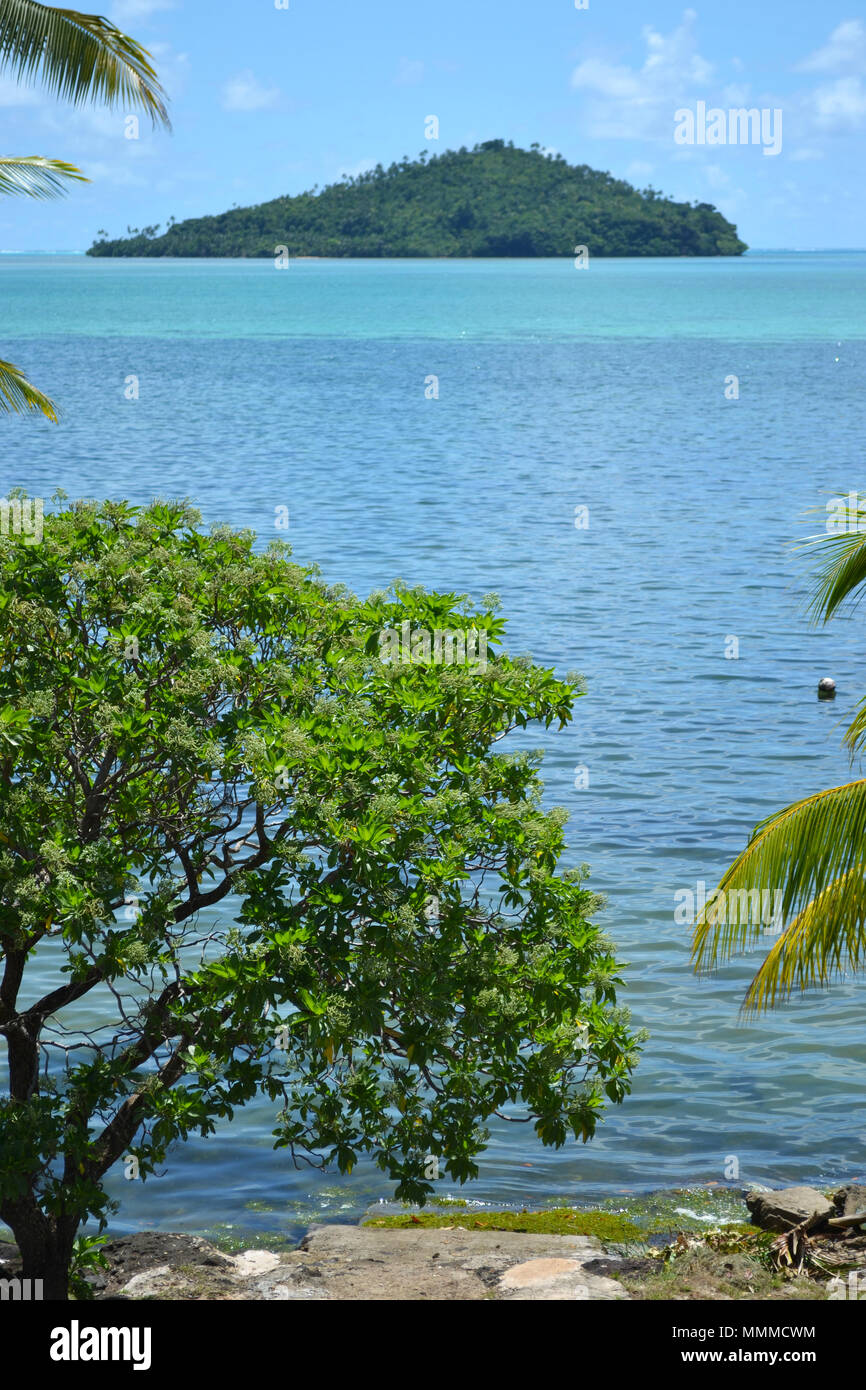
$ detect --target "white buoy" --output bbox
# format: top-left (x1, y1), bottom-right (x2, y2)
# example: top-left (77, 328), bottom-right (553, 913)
top-left (818, 677), bottom-right (836, 697)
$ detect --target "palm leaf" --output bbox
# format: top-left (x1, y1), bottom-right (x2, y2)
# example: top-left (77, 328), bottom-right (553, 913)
top-left (743, 865), bottom-right (866, 1012)
top-left (799, 509), bottom-right (866, 751)
top-left (692, 778), bottom-right (866, 1006)
top-left (0, 356), bottom-right (58, 419)
top-left (0, 153), bottom-right (86, 196)
top-left (0, 1), bottom-right (170, 126)
top-left (841, 702), bottom-right (866, 758)
top-left (801, 509), bottom-right (866, 625)
top-left (696, 498), bottom-right (866, 1011)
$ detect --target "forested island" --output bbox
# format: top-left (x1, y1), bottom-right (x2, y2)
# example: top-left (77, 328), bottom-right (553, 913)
top-left (87, 140), bottom-right (747, 258)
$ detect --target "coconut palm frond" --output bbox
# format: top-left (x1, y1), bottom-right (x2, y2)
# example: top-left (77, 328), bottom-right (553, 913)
top-left (841, 699), bottom-right (866, 758)
top-left (743, 864), bottom-right (866, 1013)
top-left (692, 778), bottom-right (866, 983)
top-left (0, 0), bottom-right (170, 126)
top-left (799, 510), bottom-right (866, 751)
top-left (803, 517), bottom-right (866, 625)
top-left (0, 356), bottom-right (58, 419)
top-left (0, 153), bottom-right (86, 197)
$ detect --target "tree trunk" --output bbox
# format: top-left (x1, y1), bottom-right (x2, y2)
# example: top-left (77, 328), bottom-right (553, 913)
top-left (0, 1194), bottom-right (78, 1301)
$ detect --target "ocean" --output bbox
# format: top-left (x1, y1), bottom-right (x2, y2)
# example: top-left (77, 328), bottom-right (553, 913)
top-left (2, 251), bottom-right (865, 1242)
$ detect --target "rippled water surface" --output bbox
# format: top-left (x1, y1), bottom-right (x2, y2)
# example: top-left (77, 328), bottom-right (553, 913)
top-left (2, 253), bottom-right (865, 1239)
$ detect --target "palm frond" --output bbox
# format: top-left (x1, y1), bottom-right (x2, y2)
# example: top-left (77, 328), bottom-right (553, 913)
top-left (696, 498), bottom-right (866, 1011)
top-left (0, 1), bottom-right (170, 126)
top-left (0, 356), bottom-right (58, 420)
top-left (692, 778), bottom-right (866, 985)
top-left (0, 153), bottom-right (86, 197)
top-left (801, 511), bottom-right (866, 625)
top-left (743, 865), bottom-right (866, 1012)
top-left (797, 505), bottom-right (866, 751)
top-left (842, 701), bottom-right (866, 758)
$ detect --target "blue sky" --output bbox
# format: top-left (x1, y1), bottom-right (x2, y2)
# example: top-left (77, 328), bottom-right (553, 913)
top-left (0, 0), bottom-right (863, 250)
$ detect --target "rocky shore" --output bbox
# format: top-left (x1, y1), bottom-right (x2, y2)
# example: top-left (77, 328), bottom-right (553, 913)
top-left (1, 1183), bottom-right (863, 1301)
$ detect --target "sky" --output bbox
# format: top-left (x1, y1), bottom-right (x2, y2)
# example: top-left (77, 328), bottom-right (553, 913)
top-left (0, 0), bottom-right (863, 251)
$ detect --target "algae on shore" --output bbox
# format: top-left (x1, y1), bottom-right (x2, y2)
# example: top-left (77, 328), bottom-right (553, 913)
top-left (364, 1206), bottom-right (645, 1242)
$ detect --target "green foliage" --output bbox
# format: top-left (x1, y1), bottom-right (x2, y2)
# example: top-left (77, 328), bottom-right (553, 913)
top-left (693, 500), bottom-right (866, 1010)
top-left (0, 155), bottom-right (87, 199)
top-left (0, 1), bottom-right (170, 418)
top-left (0, 2), bottom-right (169, 125)
top-left (87, 140), bottom-right (747, 259)
top-left (0, 355), bottom-right (58, 420)
top-left (0, 498), bottom-right (640, 1291)
top-left (68, 1233), bottom-right (109, 1300)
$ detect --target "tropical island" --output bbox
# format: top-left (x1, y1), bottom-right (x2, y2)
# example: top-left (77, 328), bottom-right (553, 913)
top-left (86, 140), bottom-right (747, 259)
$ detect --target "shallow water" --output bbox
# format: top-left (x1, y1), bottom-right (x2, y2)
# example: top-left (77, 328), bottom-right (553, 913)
top-left (2, 253), bottom-right (865, 1239)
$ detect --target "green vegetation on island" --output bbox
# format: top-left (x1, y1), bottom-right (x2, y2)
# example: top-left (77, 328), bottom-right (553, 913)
top-left (86, 140), bottom-right (747, 259)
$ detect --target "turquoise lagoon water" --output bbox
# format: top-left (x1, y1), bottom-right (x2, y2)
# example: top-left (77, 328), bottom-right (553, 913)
top-left (1, 252), bottom-right (865, 1241)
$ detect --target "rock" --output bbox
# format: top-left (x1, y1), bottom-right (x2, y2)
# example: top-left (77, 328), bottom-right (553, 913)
top-left (228, 1249), bottom-right (280, 1278)
top-left (82, 1223), bottom-right (629, 1301)
top-left (745, 1186), bottom-right (834, 1232)
top-left (97, 1234), bottom-right (237, 1300)
top-left (120, 1265), bottom-right (173, 1298)
top-left (289, 1223), bottom-right (628, 1300)
top-left (497, 1255), bottom-right (626, 1301)
top-left (833, 1184), bottom-right (866, 1218)
top-left (499, 1256), bottom-right (584, 1287)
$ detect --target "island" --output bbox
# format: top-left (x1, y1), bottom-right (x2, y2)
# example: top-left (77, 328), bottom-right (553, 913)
top-left (86, 140), bottom-right (747, 259)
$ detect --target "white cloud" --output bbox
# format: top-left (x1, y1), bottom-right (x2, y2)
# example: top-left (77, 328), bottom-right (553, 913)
top-left (148, 43), bottom-right (190, 101)
top-left (394, 57), bottom-right (424, 87)
top-left (703, 163), bottom-right (731, 190)
top-left (572, 58), bottom-right (643, 103)
top-left (791, 22), bottom-right (866, 141)
top-left (83, 159), bottom-right (149, 187)
top-left (797, 20), bottom-right (866, 74)
top-left (571, 9), bottom-right (714, 140)
top-left (721, 84), bottom-right (751, 106)
top-left (0, 76), bottom-right (42, 106)
top-left (698, 163), bottom-right (747, 217)
top-left (221, 70), bottom-right (280, 112)
top-left (110, 0), bottom-right (173, 23)
top-left (41, 105), bottom-right (125, 139)
top-left (808, 75), bottom-right (866, 130)
top-left (625, 160), bottom-right (654, 179)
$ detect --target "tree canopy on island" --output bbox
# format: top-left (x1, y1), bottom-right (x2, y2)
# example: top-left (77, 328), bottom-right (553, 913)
top-left (0, 498), bottom-right (641, 1298)
top-left (87, 140), bottom-right (747, 259)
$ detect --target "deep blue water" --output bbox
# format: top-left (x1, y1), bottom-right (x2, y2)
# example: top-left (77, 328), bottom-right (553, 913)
top-left (2, 254), bottom-right (865, 1242)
